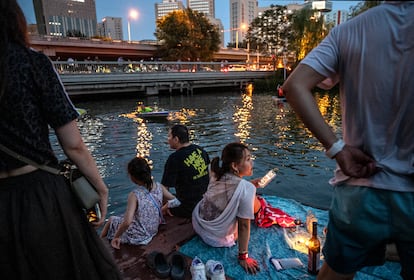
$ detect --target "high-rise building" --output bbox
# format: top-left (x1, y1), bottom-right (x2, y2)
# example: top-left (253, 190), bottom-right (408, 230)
top-left (187, 0), bottom-right (215, 17)
top-left (97, 17), bottom-right (123, 40)
top-left (33, 0), bottom-right (97, 38)
top-left (229, 0), bottom-right (258, 45)
top-left (155, 0), bottom-right (185, 20)
top-left (207, 17), bottom-right (224, 47)
top-left (304, 0), bottom-right (332, 12)
top-left (187, 0), bottom-right (224, 47)
top-left (325, 9), bottom-right (350, 26)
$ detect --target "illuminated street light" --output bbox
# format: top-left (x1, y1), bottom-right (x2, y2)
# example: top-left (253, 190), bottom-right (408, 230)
top-left (222, 23), bottom-right (247, 50)
top-left (127, 9), bottom-right (138, 42)
top-left (236, 23), bottom-right (247, 50)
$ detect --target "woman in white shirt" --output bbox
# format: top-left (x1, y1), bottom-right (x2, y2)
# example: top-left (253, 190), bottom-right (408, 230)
top-left (192, 142), bottom-right (261, 274)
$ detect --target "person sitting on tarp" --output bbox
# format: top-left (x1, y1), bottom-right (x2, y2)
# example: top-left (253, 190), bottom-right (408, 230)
top-left (192, 142), bottom-right (261, 275)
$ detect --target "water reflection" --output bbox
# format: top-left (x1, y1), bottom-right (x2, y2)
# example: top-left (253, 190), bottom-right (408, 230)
top-left (135, 121), bottom-right (153, 159)
top-left (65, 89), bottom-right (341, 213)
top-left (233, 92), bottom-right (253, 143)
top-left (119, 102), bottom-right (200, 161)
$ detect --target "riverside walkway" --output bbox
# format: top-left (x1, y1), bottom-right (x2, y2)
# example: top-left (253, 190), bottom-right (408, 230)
top-left (55, 61), bottom-right (274, 96)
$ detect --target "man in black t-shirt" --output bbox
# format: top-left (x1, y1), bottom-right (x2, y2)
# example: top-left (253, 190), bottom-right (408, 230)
top-left (161, 125), bottom-right (210, 218)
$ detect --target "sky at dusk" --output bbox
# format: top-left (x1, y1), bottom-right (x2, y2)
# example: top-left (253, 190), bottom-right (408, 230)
top-left (18, 0), bottom-right (358, 44)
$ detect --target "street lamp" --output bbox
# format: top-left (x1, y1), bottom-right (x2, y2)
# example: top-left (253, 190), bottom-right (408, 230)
top-left (127, 9), bottom-right (138, 42)
top-left (236, 23), bottom-right (247, 50)
top-left (221, 24), bottom-right (248, 50)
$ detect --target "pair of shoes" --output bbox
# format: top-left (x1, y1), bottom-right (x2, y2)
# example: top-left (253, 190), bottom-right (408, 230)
top-left (190, 256), bottom-right (207, 280)
top-left (190, 257), bottom-right (225, 280)
top-left (170, 252), bottom-right (186, 280)
top-left (205, 260), bottom-right (225, 280)
top-left (146, 251), bottom-right (170, 278)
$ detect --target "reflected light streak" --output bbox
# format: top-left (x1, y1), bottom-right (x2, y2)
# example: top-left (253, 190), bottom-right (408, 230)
top-left (295, 91), bottom-right (342, 153)
top-left (315, 92), bottom-right (341, 131)
top-left (76, 116), bottom-right (107, 175)
top-left (167, 108), bottom-right (197, 124)
top-left (233, 92), bottom-right (253, 143)
top-left (119, 103), bottom-right (153, 161)
top-left (135, 120), bottom-right (153, 160)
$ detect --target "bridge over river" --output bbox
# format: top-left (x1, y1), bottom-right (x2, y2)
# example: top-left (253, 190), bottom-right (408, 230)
top-left (56, 61), bottom-right (275, 96)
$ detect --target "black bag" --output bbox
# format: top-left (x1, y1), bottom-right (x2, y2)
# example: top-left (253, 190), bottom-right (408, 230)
top-left (0, 144), bottom-right (101, 222)
top-left (60, 160), bottom-right (100, 210)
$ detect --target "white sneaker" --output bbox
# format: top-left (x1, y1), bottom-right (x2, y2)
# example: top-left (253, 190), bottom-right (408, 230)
top-left (190, 256), bottom-right (207, 280)
top-left (205, 260), bottom-right (225, 280)
top-left (168, 198), bottom-right (181, 208)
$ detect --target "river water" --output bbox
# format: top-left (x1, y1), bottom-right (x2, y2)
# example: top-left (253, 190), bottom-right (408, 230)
top-left (52, 88), bottom-right (341, 216)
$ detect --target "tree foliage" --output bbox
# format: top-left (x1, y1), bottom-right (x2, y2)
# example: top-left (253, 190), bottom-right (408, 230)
top-left (155, 8), bottom-right (220, 61)
top-left (289, 7), bottom-right (327, 61)
top-left (246, 5), bottom-right (327, 63)
top-left (247, 5), bottom-right (291, 55)
top-left (350, 0), bottom-right (382, 17)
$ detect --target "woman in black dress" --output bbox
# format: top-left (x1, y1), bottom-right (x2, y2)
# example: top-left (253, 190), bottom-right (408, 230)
top-left (0, 1), bottom-right (121, 279)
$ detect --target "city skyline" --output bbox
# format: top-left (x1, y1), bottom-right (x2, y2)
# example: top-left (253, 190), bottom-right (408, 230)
top-left (19, 0), bottom-right (359, 44)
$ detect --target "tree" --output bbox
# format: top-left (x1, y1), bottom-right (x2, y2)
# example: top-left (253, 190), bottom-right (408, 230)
top-left (155, 8), bottom-right (220, 61)
top-left (289, 7), bottom-right (327, 61)
top-left (350, 0), bottom-right (382, 17)
top-left (246, 5), bottom-right (291, 56)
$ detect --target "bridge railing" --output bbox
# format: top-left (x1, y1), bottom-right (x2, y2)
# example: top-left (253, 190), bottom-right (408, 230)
top-left (53, 61), bottom-right (275, 75)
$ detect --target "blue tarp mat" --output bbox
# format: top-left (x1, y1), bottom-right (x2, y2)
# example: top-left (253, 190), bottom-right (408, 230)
top-left (180, 195), bottom-right (402, 280)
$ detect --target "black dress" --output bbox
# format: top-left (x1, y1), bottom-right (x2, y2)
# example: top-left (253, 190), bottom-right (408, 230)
top-left (0, 43), bottom-right (122, 279)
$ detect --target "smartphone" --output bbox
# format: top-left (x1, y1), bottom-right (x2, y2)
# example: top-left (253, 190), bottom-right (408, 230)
top-left (258, 169), bottom-right (277, 188)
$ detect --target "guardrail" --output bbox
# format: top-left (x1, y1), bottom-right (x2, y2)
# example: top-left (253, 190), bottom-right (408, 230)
top-left (54, 61), bottom-right (275, 74)
top-left (55, 61), bottom-right (275, 96)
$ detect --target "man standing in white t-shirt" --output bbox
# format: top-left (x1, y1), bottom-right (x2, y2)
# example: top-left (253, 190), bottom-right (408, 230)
top-left (283, 2), bottom-right (414, 279)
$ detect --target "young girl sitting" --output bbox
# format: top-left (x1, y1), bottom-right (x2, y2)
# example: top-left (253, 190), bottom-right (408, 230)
top-left (101, 157), bottom-right (164, 249)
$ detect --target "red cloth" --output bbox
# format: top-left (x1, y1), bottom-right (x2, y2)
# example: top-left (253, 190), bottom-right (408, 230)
top-left (278, 86), bottom-right (284, 97)
top-left (254, 196), bottom-right (296, 228)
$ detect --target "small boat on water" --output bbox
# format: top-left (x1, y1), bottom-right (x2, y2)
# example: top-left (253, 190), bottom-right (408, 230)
top-left (133, 102), bottom-right (171, 119)
top-left (135, 110), bottom-right (170, 119)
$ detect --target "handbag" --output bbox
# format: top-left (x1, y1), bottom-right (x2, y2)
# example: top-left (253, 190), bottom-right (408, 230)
top-left (59, 160), bottom-right (101, 209)
top-left (0, 143), bottom-right (100, 210)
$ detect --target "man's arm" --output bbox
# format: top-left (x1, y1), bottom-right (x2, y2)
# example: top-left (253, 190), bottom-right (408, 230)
top-left (283, 64), bottom-right (338, 149)
top-left (283, 64), bottom-right (378, 178)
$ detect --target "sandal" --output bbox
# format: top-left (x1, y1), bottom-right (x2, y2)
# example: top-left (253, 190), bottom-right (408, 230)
top-left (146, 251), bottom-right (170, 278)
top-left (169, 252), bottom-right (186, 280)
